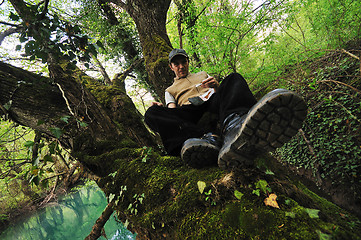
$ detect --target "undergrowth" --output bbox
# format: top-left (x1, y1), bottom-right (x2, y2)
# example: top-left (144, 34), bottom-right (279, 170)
top-left (267, 51), bottom-right (361, 203)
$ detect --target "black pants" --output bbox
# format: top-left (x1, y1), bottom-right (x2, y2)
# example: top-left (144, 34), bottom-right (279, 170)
top-left (144, 73), bottom-right (257, 155)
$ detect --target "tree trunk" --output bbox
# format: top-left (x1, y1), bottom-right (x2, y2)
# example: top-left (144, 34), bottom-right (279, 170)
top-left (114, 0), bottom-right (175, 103)
top-left (0, 60), bottom-right (155, 151)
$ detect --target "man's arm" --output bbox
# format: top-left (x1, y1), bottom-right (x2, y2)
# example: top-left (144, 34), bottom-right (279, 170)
top-left (165, 91), bottom-right (177, 108)
top-left (150, 90), bottom-right (177, 108)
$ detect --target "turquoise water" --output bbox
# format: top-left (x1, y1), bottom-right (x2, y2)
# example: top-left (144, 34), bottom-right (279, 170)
top-left (0, 184), bottom-right (136, 240)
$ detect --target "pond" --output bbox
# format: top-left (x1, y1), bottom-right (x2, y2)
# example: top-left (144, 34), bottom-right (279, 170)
top-left (0, 184), bottom-right (136, 240)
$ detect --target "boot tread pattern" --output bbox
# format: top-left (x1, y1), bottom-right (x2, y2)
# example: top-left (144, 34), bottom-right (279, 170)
top-left (218, 89), bottom-right (307, 170)
top-left (242, 91), bottom-right (307, 152)
top-left (182, 141), bottom-right (219, 169)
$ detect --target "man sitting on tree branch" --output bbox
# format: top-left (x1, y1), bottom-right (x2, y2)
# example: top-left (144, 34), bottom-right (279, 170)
top-left (145, 49), bottom-right (307, 169)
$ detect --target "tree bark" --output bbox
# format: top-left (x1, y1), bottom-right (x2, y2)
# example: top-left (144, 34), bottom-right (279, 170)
top-left (85, 200), bottom-right (114, 240)
top-left (111, 0), bottom-right (175, 103)
top-left (0, 60), bottom-right (155, 151)
top-left (0, 61), bottom-right (69, 143)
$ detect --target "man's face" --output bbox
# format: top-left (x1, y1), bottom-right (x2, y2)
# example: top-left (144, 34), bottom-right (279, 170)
top-left (169, 56), bottom-right (189, 78)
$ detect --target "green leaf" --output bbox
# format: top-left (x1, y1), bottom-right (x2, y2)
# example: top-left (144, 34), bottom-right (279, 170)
top-left (15, 45), bottom-right (22, 51)
top-left (316, 230), bottom-right (332, 240)
top-left (24, 41), bottom-right (36, 54)
top-left (108, 193), bottom-right (115, 202)
top-left (255, 179), bottom-right (269, 194)
top-left (234, 190), bottom-right (244, 200)
top-left (66, 62), bottom-right (77, 70)
top-left (29, 175), bottom-right (39, 185)
top-left (252, 189), bottom-right (260, 196)
top-left (265, 169), bottom-right (275, 175)
top-left (124, 219), bottom-right (129, 228)
top-left (60, 115), bottom-right (70, 123)
top-left (37, 120), bottom-right (45, 126)
top-left (304, 208), bottom-right (320, 219)
top-left (32, 156), bottom-right (40, 166)
top-left (72, 25), bottom-right (81, 34)
top-left (41, 179), bottom-right (49, 188)
top-left (43, 154), bottom-right (54, 163)
top-left (96, 40), bottom-right (104, 49)
top-left (50, 127), bottom-right (62, 138)
top-left (3, 100), bottom-right (12, 110)
top-left (285, 212), bottom-right (296, 218)
top-left (197, 181), bottom-right (206, 194)
top-left (24, 141), bottom-right (34, 148)
top-left (9, 12), bottom-right (19, 21)
top-left (79, 121), bottom-right (88, 127)
top-left (48, 141), bottom-right (57, 154)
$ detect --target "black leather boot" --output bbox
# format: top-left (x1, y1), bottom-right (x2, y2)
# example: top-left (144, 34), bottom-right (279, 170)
top-left (181, 133), bottom-right (221, 168)
top-left (218, 89), bottom-right (307, 170)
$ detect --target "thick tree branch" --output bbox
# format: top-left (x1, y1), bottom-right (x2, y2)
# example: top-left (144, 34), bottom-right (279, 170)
top-left (9, 0), bottom-right (36, 23)
top-left (40, 0), bottom-right (50, 18)
top-left (0, 61), bottom-right (69, 142)
top-left (89, 52), bottom-right (112, 85)
top-left (0, 27), bottom-right (22, 45)
top-left (112, 57), bottom-right (144, 87)
top-left (0, 21), bottom-right (20, 27)
top-left (84, 200), bottom-right (114, 240)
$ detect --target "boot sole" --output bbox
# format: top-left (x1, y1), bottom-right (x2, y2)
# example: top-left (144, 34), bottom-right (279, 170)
top-left (181, 139), bottom-right (219, 169)
top-left (218, 89), bottom-right (307, 170)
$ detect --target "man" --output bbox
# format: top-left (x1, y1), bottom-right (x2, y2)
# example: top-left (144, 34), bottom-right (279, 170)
top-left (145, 49), bottom-right (307, 170)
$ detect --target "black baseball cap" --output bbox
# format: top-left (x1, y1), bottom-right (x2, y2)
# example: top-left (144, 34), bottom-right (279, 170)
top-left (169, 49), bottom-right (189, 63)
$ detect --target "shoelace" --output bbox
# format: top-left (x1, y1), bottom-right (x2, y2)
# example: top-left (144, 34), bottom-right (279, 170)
top-left (222, 113), bottom-right (246, 135)
top-left (201, 132), bottom-right (221, 147)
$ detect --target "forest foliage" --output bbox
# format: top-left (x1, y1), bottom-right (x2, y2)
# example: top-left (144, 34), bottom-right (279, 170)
top-left (1, 0), bottom-right (361, 233)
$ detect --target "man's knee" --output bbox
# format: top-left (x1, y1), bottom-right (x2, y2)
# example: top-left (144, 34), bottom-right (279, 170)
top-left (228, 72), bottom-right (241, 78)
top-left (144, 105), bottom-right (161, 124)
top-left (220, 72), bottom-right (248, 89)
top-left (225, 72), bottom-right (245, 82)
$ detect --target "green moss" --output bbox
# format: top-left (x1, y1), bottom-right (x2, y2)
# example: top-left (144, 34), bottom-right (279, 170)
top-left (81, 79), bottom-right (125, 108)
top-left (78, 136), bottom-right (360, 239)
top-left (178, 209), bottom-right (247, 240)
top-left (296, 182), bottom-right (361, 230)
top-left (143, 34), bottom-right (172, 66)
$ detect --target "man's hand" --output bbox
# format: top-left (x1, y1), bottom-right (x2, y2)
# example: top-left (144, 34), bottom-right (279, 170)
top-left (151, 102), bottom-right (177, 108)
top-left (201, 77), bottom-right (219, 90)
top-left (151, 101), bottom-right (163, 107)
top-left (167, 103), bottom-right (176, 108)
